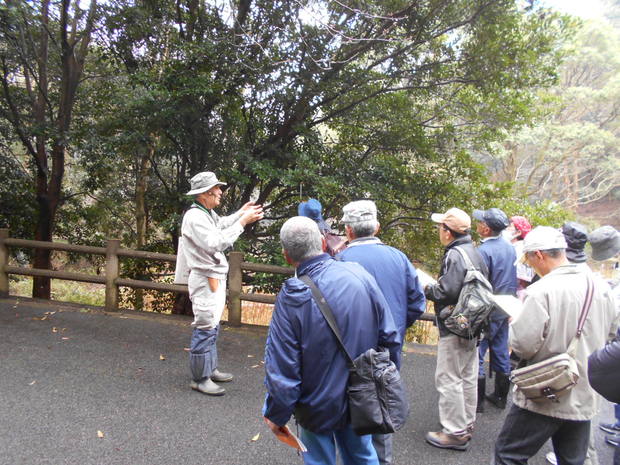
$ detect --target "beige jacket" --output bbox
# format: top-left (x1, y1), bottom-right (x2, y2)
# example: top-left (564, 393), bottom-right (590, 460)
top-left (174, 205), bottom-right (243, 283)
top-left (510, 265), bottom-right (619, 420)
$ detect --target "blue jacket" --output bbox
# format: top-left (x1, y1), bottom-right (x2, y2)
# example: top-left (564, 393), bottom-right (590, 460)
top-left (478, 236), bottom-right (517, 295)
top-left (337, 237), bottom-right (425, 368)
top-left (263, 253), bottom-right (400, 434)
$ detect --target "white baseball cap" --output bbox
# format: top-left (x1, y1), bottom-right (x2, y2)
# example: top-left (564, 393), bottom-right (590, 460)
top-left (516, 226), bottom-right (567, 264)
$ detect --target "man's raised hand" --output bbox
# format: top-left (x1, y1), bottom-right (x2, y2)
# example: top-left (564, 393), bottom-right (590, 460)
top-left (239, 205), bottom-right (264, 226)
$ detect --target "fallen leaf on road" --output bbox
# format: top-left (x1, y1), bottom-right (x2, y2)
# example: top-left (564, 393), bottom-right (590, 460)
top-left (52, 327), bottom-right (58, 333)
top-left (29, 380), bottom-right (36, 386)
top-left (251, 433), bottom-right (260, 441)
top-left (251, 364), bottom-right (259, 368)
top-left (183, 347), bottom-right (190, 352)
top-left (97, 430), bottom-right (104, 438)
top-left (61, 337), bottom-right (70, 340)
top-left (159, 354), bottom-right (166, 361)
top-left (247, 354), bottom-right (254, 358)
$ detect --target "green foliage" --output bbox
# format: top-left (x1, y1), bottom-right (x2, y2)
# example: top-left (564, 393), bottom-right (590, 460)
top-left (484, 19), bottom-right (620, 213)
top-left (0, 0), bottom-right (579, 308)
top-left (0, 152), bottom-right (37, 240)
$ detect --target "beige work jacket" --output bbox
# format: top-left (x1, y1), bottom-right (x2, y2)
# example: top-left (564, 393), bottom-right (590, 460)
top-left (510, 265), bottom-right (619, 420)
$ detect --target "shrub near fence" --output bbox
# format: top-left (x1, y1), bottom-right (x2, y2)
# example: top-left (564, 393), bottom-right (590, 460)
top-left (0, 229), bottom-right (435, 330)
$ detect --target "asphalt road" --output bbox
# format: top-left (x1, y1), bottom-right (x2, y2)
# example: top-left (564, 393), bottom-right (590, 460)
top-left (0, 297), bottom-right (615, 465)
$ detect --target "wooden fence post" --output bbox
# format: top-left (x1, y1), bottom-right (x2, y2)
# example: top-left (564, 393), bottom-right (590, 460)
top-left (0, 229), bottom-right (8, 297)
top-left (228, 251), bottom-right (243, 327)
top-left (105, 239), bottom-right (120, 311)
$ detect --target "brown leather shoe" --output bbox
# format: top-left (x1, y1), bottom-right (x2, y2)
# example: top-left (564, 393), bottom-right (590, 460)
top-left (425, 431), bottom-right (470, 451)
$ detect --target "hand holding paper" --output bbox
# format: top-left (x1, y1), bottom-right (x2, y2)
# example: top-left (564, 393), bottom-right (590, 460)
top-left (491, 294), bottom-right (523, 322)
top-left (416, 268), bottom-right (437, 288)
top-left (263, 417), bottom-right (307, 452)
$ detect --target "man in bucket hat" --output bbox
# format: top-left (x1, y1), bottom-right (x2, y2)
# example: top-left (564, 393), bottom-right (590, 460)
top-left (494, 226), bottom-right (619, 465)
top-left (175, 171), bottom-right (263, 395)
top-left (589, 225), bottom-right (620, 262)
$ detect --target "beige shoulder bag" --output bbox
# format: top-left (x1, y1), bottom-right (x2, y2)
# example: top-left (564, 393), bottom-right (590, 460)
top-left (510, 275), bottom-right (594, 403)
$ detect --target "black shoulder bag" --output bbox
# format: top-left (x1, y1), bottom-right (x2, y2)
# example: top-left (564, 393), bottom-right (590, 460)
top-left (298, 274), bottom-right (409, 435)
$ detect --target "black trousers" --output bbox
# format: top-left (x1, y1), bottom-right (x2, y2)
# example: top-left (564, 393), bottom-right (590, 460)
top-left (494, 405), bottom-right (590, 465)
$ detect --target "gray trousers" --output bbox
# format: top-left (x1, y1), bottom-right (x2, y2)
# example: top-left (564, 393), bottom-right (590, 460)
top-left (435, 334), bottom-right (478, 435)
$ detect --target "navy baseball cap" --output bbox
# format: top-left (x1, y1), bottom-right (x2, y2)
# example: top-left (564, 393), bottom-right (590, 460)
top-left (473, 208), bottom-right (510, 231)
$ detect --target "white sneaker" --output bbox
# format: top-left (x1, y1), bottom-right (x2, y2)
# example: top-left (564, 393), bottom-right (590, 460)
top-left (545, 451), bottom-right (557, 465)
top-left (190, 378), bottom-right (225, 396)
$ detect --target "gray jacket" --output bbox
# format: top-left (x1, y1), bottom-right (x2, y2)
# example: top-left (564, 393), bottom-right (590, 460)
top-left (174, 205), bottom-right (243, 282)
top-left (510, 265), bottom-right (619, 420)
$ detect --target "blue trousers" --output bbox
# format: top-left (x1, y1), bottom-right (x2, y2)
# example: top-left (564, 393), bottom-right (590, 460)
top-left (189, 325), bottom-right (219, 381)
top-left (479, 310), bottom-right (511, 376)
top-left (299, 424), bottom-right (379, 465)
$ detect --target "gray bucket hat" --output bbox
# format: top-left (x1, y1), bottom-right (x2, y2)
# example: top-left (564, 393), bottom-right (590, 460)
top-left (186, 171), bottom-right (226, 196)
top-left (589, 226), bottom-right (620, 261)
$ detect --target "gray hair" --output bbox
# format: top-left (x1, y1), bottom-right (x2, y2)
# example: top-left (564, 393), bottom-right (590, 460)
top-left (347, 219), bottom-right (379, 238)
top-left (280, 216), bottom-right (324, 263)
top-left (539, 248), bottom-right (565, 259)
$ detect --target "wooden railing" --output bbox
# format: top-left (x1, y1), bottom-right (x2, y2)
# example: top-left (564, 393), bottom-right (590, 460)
top-left (0, 229), bottom-right (434, 326)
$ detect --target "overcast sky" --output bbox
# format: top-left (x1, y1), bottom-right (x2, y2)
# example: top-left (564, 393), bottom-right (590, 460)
top-left (542, 0), bottom-right (607, 19)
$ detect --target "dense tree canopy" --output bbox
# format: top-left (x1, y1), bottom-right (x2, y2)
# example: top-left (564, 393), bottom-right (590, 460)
top-left (1, 0), bottom-right (578, 303)
top-left (486, 20), bottom-right (620, 211)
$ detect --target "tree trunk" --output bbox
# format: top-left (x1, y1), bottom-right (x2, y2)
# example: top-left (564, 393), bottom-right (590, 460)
top-left (133, 148), bottom-right (151, 310)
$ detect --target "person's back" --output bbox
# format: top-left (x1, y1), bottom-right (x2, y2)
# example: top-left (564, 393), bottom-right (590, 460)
top-left (472, 208), bottom-right (516, 413)
top-left (264, 217), bottom-right (399, 465)
top-left (266, 255), bottom-right (399, 432)
top-left (495, 226), bottom-right (619, 465)
top-left (339, 242), bottom-right (423, 345)
top-left (511, 266), bottom-right (618, 418)
top-left (478, 236), bottom-right (516, 295)
top-left (335, 201), bottom-right (422, 465)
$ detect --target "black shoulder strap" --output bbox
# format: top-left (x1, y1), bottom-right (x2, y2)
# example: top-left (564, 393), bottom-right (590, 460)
top-left (298, 274), bottom-right (355, 368)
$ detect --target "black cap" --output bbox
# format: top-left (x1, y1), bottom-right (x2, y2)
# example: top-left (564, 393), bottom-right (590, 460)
top-left (472, 208), bottom-right (509, 232)
top-left (561, 221), bottom-right (588, 263)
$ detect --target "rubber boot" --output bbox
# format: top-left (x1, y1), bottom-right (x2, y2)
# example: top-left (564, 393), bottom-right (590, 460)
top-left (486, 372), bottom-right (510, 409)
top-left (476, 376), bottom-right (486, 413)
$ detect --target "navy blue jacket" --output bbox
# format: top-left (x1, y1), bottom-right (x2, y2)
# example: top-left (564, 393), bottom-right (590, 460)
top-left (478, 235), bottom-right (517, 295)
top-left (337, 237), bottom-right (425, 368)
top-left (263, 254), bottom-right (400, 433)
top-left (588, 335), bottom-right (620, 404)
